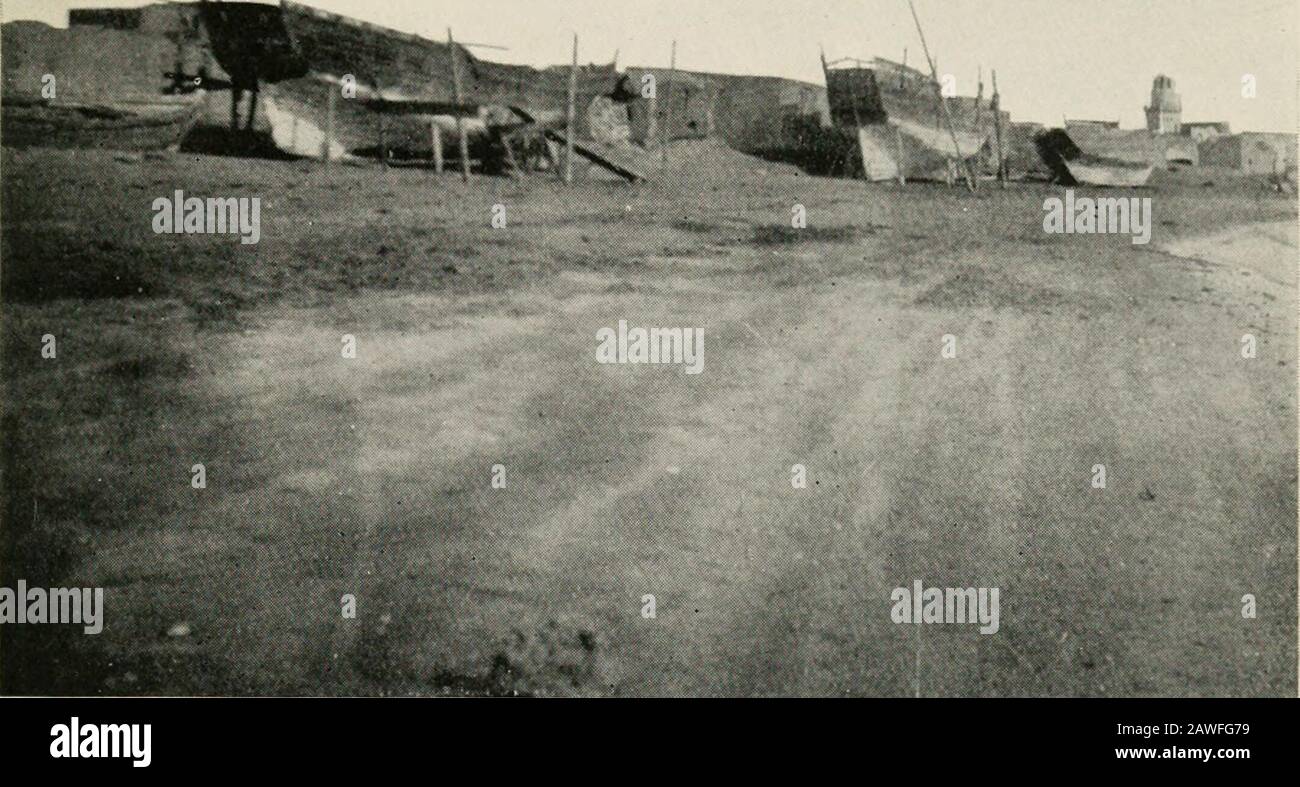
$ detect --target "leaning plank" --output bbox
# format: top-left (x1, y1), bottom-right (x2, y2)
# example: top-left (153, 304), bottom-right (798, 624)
top-left (542, 129), bottom-right (647, 182)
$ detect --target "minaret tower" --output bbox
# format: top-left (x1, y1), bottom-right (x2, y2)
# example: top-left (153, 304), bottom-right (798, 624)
top-left (1144, 74), bottom-right (1182, 134)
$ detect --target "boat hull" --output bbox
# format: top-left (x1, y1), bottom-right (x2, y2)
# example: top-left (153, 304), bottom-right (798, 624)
top-left (260, 78), bottom-right (480, 160)
top-left (1062, 160), bottom-right (1155, 188)
top-left (856, 118), bottom-right (989, 182)
top-left (1, 96), bottom-right (206, 152)
top-left (203, 1), bottom-right (629, 161)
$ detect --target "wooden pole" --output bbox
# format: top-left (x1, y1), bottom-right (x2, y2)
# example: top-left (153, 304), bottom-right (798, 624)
top-left (431, 121), bottom-right (443, 173)
top-left (323, 86), bottom-right (335, 164)
top-left (818, 46), bottom-right (833, 122)
top-left (502, 131), bottom-right (521, 179)
top-left (449, 28), bottom-right (470, 182)
top-left (662, 40), bottom-right (676, 164)
top-left (246, 89), bottom-right (258, 132)
top-left (565, 33), bottom-right (578, 184)
top-left (992, 69), bottom-right (1006, 187)
top-left (906, 0), bottom-right (976, 192)
top-left (646, 70), bottom-right (658, 146)
top-left (895, 125), bottom-right (907, 185)
top-left (378, 115), bottom-right (387, 168)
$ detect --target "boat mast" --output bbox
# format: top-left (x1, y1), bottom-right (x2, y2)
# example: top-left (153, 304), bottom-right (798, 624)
top-left (905, 0), bottom-right (976, 192)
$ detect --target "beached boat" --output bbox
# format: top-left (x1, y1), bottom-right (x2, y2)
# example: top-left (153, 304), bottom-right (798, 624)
top-left (1060, 159), bottom-right (1155, 188)
top-left (855, 117), bottom-right (989, 182)
top-left (823, 56), bottom-right (1004, 182)
top-left (1033, 128), bottom-right (1157, 187)
top-left (1, 94), bottom-right (206, 152)
top-left (200, 0), bottom-right (629, 161)
top-left (1, 18), bottom-right (208, 152)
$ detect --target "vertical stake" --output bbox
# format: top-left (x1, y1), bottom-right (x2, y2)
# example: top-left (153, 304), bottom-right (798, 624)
top-left (565, 33), bottom-right (578, 184)
top-left (992, 70), bottom-right (1006, 187)
top-left (449, 28), bottom-right (470, 182)
top-left (431, 120), bottom-right (443, 173)
top-left (323, 86), bottom-right (335, 164)
top-left (662, 40), bottom-right (677, 164)
top-left (895, 125), bottom-right (907, 185)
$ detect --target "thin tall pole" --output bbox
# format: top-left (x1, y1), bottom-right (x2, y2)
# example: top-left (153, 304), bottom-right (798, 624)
top-left (661, 40), bottom-right (676, 163)
top-left (992, 69), bottom-right (1006, 187)
top-left (646, 68), bottom-right (658, 145)
top-left (323, 86), bottom-right (335, 164)
top-left (906, 0), bottom-right (975, 192)
top-left (565, 33), bottom-right (578, 184)
top-left (448, 28), bottom-right (470, 182)
top-left (895, 125), bottom-right (907, 185)
top-left (431, 120), bottom-right (443, 173)
top-left (818, 45), bottom-right (836, 123)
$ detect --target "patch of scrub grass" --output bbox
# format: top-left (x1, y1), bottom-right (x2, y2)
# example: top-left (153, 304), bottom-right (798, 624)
top-left (751, 224), bottom-right (860, 245)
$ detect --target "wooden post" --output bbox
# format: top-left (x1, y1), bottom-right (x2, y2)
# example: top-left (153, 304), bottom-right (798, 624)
top-left (564, 33), bottom-right (578, 184)
top-left (430, 120), bottom-right (443, 173)
top-left (502, 133), bottom-right (521, 179)
top-left (931, 59), bottom-right (940, 128)
top-left (895, 125), bottom-right (906, 185)
top-left (323, 86), bottom-right (335, 164)
top-left (818, 46), bottom-right (832, 112)
top-left (662, 40), bottom-right (677, 163)
top-left (907, 0), bottom-right (976, 192)
top-left (992, 69), bottom-right (1006, 187)
top-left (245, 89), bottom-right (258, 132)
top-left (646, 71), bottom-right (658, 146)
top-left (449, 28), bottom-right (470, 182)
top-left (378, 114), bottom-right (387, 168)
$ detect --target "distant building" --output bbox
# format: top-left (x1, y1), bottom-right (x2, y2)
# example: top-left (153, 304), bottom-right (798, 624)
top-left (1144, 74), bottom-right (1181, 134)
top-left (1065, 119), bottom-right (1120, 130)
top-left (1198, 132), bottom-right (1297, 174)
top-left (1180, 121), bottom-right (1231, 143)
top-left (1243, 132), bottom-right (1298, 171)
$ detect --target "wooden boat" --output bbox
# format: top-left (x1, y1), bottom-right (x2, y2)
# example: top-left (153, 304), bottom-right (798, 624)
top-left (1061, 159), bottom-right (1155, 188)
top-left (206, 0), bottom-right (628, 163)
top-left (1, 94), bottom-right (206, 152)
top-left (855, 117), bottom-right (989, 182)
top-left (823, 56), bottom-right (1003, 182)
top-left (1034, 128), bottom-right (1156, 187)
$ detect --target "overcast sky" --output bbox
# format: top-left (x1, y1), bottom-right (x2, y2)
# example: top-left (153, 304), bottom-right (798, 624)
top-left (6, 0), bottom-right (1297, 132)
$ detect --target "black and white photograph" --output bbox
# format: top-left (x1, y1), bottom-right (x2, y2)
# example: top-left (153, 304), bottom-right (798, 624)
top-left (0, 0), bottom-right (1296, 749)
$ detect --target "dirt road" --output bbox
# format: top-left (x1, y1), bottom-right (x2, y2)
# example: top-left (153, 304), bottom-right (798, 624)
top-left (4, 149), bottom-right (1295, 695)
